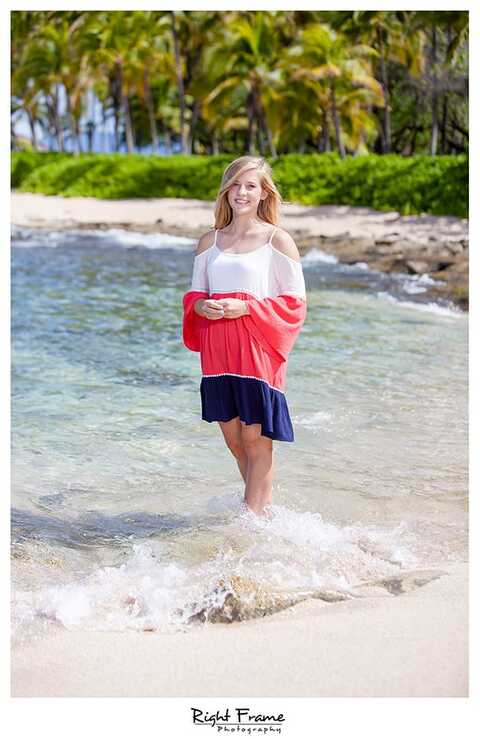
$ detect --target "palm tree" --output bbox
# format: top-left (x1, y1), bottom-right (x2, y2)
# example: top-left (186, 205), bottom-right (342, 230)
top-left (135, 12), bottom-right (171, 153)
top-left (414, 11), bottom-right (468, 155)
top-left (327, 10), bottom-right (426, 154)
top-left (11, 9), bottom-right (468, 156)
top-left (202, 11), bottom-right (282, 157)
top-left (19, 17), bottom-right (68, 151)
top-left (94, 11), bottom-right (152, 152)
top-left (11, 11), bottom-right (50, 150)
top-left (288, 23), bottom-right (383, 157)
top-left (116, 11), bottom-right (175, 154)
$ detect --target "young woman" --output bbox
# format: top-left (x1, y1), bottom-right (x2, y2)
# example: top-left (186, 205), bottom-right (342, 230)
top-left (182, 156), bottom-right (307, 516)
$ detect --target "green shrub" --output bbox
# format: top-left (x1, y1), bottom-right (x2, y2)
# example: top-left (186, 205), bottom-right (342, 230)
top-left (11, 151), bottom-right (468, 218)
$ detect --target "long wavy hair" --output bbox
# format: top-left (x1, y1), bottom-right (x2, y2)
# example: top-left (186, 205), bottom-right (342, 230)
top-left (213, 156), bottom-right (282, 229)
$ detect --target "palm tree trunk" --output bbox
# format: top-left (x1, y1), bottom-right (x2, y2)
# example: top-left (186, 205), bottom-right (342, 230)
top-left (27, 111), bottom-right (38, 150)
top-left (171, 11), bottom-right (187, 153)
top-left (65, 93), bottom-right (80, 155)
top-left (118, 64), bottom-right (134, 153)
top-left (261, 110), bottom-right (276, 158)
top-left (52, 86), bottom-right (64, 152)
top-left (330, 81), bottom-right (345, 159)
top-left (440, 95), bottom-right (448, 154)
top-left (377, 28), bottom-right (391, 154)
top-left (264, 120), bottom-right (277, 158)
top-left (75, 119), bottom-right (83, 154)
top-left (318, 108), bottom-right (330, 152)
top-left (440, 28), bottom-right (452, 155)
top-left (122, 91), bottom-right (135, 153)
top-left (430, 26), bottom-right (439, 156)
top-left (186, 99), bottom-right (200, 155)
top-left (111, 66), bottom-right (122, 152)
top-left (246, 93), bottom-right (255, 154)
top-left (252, 87), bottom-right (277, 158)
top-left (163, 124), bottom-right (172, 155)
top-left (100, 104), bottom-right (107, 153)
top-left (144, 70), bottom-right (159, 154)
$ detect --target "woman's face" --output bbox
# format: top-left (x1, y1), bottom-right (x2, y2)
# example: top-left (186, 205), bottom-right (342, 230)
top-left (227, 169), bottom-right (267, 215)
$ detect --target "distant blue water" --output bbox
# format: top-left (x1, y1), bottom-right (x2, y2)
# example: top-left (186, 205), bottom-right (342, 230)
top-left (11, 226), bottom-right (468, 641)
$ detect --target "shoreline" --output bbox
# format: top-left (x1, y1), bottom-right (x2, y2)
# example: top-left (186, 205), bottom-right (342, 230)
top-left (11, 192), bottom-right (469, 310)
top-left (11, 559), bottom-right (468, 697)
top-left (10, 191), bottom-right (468, 697)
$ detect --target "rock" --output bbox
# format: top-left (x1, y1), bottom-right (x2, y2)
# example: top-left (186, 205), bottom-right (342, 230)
top-left (175, 575), bottom-right (351, 625)
top-left (371, 569), bottom-right (447, 596)
top-left (326, 231), bottom-right (352, 241)
top-left (374, 232), bottom-right (402, 244)
top-left (372, 245), bottom-right (403, 256)
top-left (405, 260), bottom-right (439, 275)
top-left (388, 238), bottom-right (429, 251)
top-left (318, 238), bottom-right (376, 262)
top-left (419, 244), bottom-right (455, 258)
top-left (368, 256), bottom-right (410, 273)
top-left (448, 259), bottom-right (469, 275)
top-left (445, 242), bottom-right (465, 255)
top-left (430, 261), bottom-right (468, 280)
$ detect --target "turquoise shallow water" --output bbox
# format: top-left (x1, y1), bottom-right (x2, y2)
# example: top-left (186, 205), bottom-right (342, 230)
top-left (11, 226), bottom-right (468, 640)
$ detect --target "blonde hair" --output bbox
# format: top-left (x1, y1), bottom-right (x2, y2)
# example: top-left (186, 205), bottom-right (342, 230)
top-left (213, 156), bottom-right (282, 228)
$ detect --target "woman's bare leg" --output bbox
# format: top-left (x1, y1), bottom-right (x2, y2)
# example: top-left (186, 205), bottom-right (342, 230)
top-left (240, 422), bottom-right (274, 516)
top-left (218, 416), bottom-right (249, 483)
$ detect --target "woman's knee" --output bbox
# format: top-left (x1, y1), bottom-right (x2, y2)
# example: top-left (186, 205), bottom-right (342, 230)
top-left (241, 427), bottom-right (272, 457)
top-left (218, 417), bottom-right (244, 457)
top-left (228, 440), bottom-right (246, 460)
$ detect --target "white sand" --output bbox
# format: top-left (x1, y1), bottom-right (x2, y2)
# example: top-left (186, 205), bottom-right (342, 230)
top-left (11, 560), bottom-right (467, 698)
top-left (11, 192), bottom-right (468, 244)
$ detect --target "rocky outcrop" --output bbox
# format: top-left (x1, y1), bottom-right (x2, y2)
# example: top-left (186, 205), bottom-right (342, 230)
top-left (174, 574), bottom-right (350, 625)
top-left (294, 231), bottom-right (469, 310)
top-left (173, 568), bottom-right (449, 625)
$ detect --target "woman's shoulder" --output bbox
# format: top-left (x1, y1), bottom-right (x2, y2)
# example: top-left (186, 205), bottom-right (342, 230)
top-left (194, 229), bottom-right (217, 257)
top-left (270, 227), bottom-right (301, 263)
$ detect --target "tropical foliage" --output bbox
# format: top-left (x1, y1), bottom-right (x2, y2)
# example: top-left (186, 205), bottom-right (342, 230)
top-left (11, 10), bottom-right (468, 158)
top-left (11, 151), bottom-right (468, 218)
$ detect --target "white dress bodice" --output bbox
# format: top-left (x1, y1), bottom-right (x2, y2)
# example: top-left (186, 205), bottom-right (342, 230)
top-left (189, 228), bottom-right (306, 300)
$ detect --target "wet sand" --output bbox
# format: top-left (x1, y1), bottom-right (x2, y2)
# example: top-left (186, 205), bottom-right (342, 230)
top-left (12, 560), bottom-right (467, 697)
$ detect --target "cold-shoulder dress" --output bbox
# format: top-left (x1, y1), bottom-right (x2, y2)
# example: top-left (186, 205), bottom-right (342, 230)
top-left (182, 226), bottom-right (307, 441)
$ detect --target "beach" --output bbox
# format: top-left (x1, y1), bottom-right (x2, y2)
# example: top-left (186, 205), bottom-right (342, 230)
top-left (11, 560), bottom-right (468, 697)
top-left (11, 193), bottom-right (468, 699)
top-left (9, 2), bottom-right (471, 708)
top-left (10, 6), bottom-right (470, 704)
top-left (11, 192), bottom-right (469, 309)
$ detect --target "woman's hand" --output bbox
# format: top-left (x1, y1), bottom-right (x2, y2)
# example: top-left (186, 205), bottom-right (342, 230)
top-left (195, 297), bottom-right (248, 319)
top-left (195, 298), bottom-right (226, 320)
top-left (215, 298), bottom-right (249, 319)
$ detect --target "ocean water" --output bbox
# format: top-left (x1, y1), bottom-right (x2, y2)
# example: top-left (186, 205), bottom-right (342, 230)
top-left (11, 226), bottom-right (468, 643)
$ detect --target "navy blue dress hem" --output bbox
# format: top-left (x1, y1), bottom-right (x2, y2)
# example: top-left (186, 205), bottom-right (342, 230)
top-left (200, 374), bottom-right (295, 442)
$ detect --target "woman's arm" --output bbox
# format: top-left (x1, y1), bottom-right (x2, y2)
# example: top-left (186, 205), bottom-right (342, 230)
top-left (242, 229), bottom-right (307, 362)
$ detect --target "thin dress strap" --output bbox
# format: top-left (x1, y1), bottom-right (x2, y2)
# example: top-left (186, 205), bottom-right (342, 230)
top-left (213, 228), bottom-right (218, 246)
top-left (268, 227), bottom-right (277, 244)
